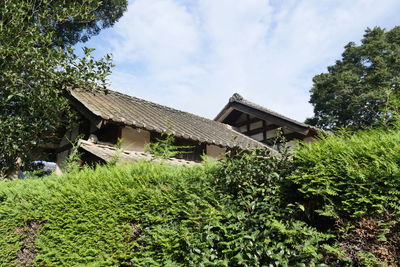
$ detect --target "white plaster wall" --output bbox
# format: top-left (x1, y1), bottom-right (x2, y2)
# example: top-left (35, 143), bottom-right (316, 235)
top-left (206, 145), bottom-right (226, 159)
top-left (249, 120), bottom-right (263, 130)
top-left (55, 150), bottom-right (69, 176)
top-left (121, 127), bottom-right (150, 152)
top-left (236, 113), bottom-right (247, 124)
top-left (55, 127), bottom-right (79, 176)
top-left (238, 125), bottom-right (247, 132)
top-left (283, 128), bottom-right (294, 134)
top-left (266, 129), bottom-right (278, 138)
top-left (303, 136), bottom-right (316, 143)
top-left (250, 132), bottom-right (264, 141)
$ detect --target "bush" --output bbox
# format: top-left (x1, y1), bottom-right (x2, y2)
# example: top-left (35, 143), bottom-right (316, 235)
top-left (189, 148), bottom-right (331, 266)
top-left (0, 162), bottom-right (220, 266)
top-left (290, 127), bottom-right (400, 219)
top-left (0, 149), bottom-right (331, 266)
top-left (2, 126), bottom-right (400, 266)
top-left (289, 127), bottom-right (400, 265)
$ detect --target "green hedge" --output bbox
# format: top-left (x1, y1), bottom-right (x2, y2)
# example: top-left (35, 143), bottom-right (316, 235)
top-left (2, 126), bottom-right (400, 266)
top-left (0, 162), bottom-right (220, 266)
top-left (290, 127), bottom-right (400, 219)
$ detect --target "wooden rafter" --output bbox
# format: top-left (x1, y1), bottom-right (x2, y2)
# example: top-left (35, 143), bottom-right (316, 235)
top-left (231, 102), bottom-right (309, 135)
top-left (243, 124), bottom-right (280, 136)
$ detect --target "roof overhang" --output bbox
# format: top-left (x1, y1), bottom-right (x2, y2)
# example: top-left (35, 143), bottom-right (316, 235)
top-left (215, 95), bottom-right (321, 137)
top-left (66, 89), bottom-right (277, 151)
top-left (78, 140), bottom-right (198, 165)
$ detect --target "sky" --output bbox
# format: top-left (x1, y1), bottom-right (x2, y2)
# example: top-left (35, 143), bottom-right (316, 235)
top-left (80, 0), bottom-right (400, 122)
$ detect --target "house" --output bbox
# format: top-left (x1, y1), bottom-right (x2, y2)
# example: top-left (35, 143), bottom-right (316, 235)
top-left (215, 93), bottom-right (320, 147)
top-left (47, 89), bottom-right (321, 174)
top-left (51, 89), bottom-right (277, 174)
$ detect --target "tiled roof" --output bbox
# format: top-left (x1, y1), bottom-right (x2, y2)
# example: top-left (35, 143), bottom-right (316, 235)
top-left (215, 93), bottom-right (320, 133)
top-left (70, 89), bottom-right (278, 153)
top-left (79, 140), bottom-right (197, 165)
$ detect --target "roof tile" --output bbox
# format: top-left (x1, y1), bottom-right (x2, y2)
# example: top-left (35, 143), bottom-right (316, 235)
top-left (70, 89), bottom-right (278, 154)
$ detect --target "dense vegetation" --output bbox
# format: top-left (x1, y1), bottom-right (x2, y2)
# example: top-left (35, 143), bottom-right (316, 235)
top-left (1, 126), bottom-right (400, 266)
top-left (306, 26), bottom-right (400, 130)
top-left (290, 126), bottom-right (400, 265)
top-left (0, 0), bottom-right (127, 177)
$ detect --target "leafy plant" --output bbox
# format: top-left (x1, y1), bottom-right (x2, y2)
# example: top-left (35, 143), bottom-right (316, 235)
top-left (0, 162), bottom-right (220, 266)
top-left (288, 125), bottom-right (400, 266)
top-left (307, 26), bottom-right (400, 130)
top-left (62, 134), bottom-right (84, 173)
top-left (188, 148), bottom-right (331, 266)
top-left (2, 124), bottom-right (400, 265)
top-left (108, 138), bottom-right (124, 166)
top-left (289, 126), bottom-right (400, 220)
top-left (145, 130), bottom-right (193, 159)
top-left (0, 0), bottom-right (115, 178)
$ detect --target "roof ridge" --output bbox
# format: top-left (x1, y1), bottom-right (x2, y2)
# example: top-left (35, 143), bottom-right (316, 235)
top-left (229, 93), bottom-right (244, 102)
top-left (229, 93), bottom-right (315, 129)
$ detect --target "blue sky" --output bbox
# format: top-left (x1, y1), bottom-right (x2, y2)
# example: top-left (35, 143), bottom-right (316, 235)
top-left (79, 0), bottom-right (400, 122)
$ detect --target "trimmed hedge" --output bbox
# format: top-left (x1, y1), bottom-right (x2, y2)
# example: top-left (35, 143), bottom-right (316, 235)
top-left (0, 162), bottom-right (220, 266)
top-left (1, 126), bottom-right (400, 266)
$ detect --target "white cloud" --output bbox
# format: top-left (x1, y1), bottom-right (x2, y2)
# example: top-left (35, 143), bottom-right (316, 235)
top-left (111, 0), bottom-right (200, 66)
top-left (95, 0), bottom-right (400, 121)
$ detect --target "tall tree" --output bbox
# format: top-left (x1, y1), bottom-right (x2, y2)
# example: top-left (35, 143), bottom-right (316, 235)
top-left (0, 0), bottom-right (126, 177)
top-left (306, 26), bottom-right (400, 130)
top-left (52, 0), bottom-right (127, 45)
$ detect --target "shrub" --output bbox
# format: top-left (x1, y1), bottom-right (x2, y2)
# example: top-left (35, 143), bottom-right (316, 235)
top-left (3, 126), bottom-right (400, 266)
top-left (290, 127), bottom-right (400, 219)
top-left (145, 130), bottom-right (192, 159)
top-left (289, 127), bottom-right (400, 265)
top-left (188, 148), bottom-right (331, 266)
top-left (0, 162), bottom-right (220, 266)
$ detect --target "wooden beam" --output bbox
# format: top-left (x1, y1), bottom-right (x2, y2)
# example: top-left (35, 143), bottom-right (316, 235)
top-left (242, 124), bottom-right (280, 136)
top-left (66, 94), bottom-right (104, 131)
top-left (215, 106), bottom-right (234, 122)
top-left (262, 121), bottom-right (266, 141)
top-left (231, 102), bottom-right (309, 135)
top-left (234, 117), bottom-right (262, 127)
top-left (282, 132), bottom-right (306, 141)
top-left (222, 109), bottom-right (243, 125)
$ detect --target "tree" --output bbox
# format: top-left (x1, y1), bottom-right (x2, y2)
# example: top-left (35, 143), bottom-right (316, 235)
top-left (0, 0), bottom-right (126, 177)
top-left (51, 0), bottom-right (128, 45)
top-left (306, 26), bottom-right (400, 130)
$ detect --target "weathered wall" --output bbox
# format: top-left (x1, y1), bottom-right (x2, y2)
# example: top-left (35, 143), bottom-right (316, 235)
top-left (55, 151), bottom-right (69, 176)
top-left (55, 127), bottom-right (79, 175)
top-left (121, 127), bottom-right (151, 152)
top-left (206, 145), bottom-right (226, 159)
top-left (303, 136), bottom-right (316, 143)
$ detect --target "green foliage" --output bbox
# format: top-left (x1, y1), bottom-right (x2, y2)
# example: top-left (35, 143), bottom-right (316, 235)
top-left (0, 162), bottom-right (220, 266)
top-left (0, 0), bottom-right (114, 177)
top-left (290, 126), bottom-right (400, 219)
top-left (108, 138), bottom-right (124, 166)
top-left (189, 148), bottom-right (331, 266)
top-left (145, 130), bottom-right (193, 159)
top-left (356, 252), bottom-right (385, 267)
top-left (52, 0), bottom-right (128, 45)
top-left (0, 147), bottom-right (332, 266)
top-left (2, 126), bottom-right (400, 265)
top-left (307, 26), bottom-right (400, 130)
top-left (62, 134), bottom-right (85, 173)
